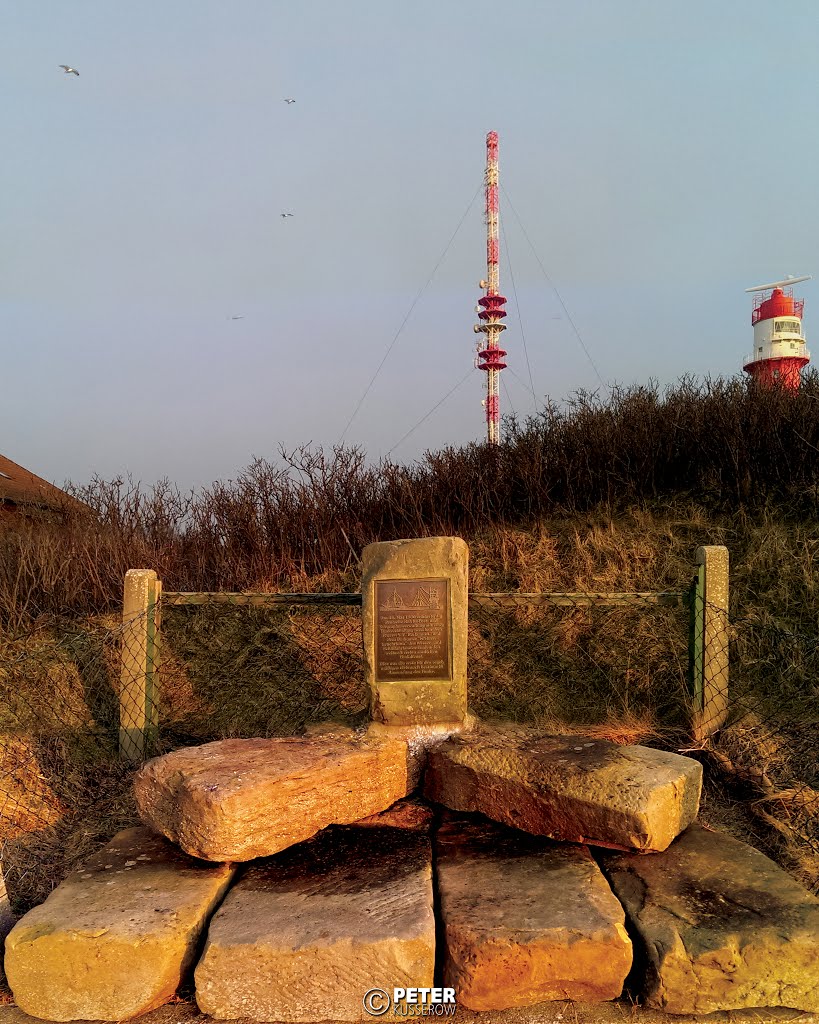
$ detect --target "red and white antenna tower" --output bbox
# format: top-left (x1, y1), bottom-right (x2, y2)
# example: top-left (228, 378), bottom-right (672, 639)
top-left (744, 275), bottom-right (811, 390)
top-left (473, 131), bottom-right (508, 445)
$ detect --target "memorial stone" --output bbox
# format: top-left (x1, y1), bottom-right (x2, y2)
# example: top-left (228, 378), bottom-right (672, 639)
top-left (361, 537), bottom-right (468, 726)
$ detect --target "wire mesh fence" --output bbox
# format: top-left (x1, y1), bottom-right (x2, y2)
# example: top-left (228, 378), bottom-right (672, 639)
top-left (467, 590), bottom-right (693, 733)
top-left (157, 597), bottom-right (367, 744)
top-left (0, 616), bottom-right (141, 914)
top-left (699, 608), bottom-right (819, 892)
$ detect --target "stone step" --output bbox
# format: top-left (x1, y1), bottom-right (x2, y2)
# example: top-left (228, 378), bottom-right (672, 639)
top-left (194, 822), bottom-right (436, 1022)
top-left (3, 827), bottom-right (235, 1022)
top-left (435, 814), bottom-right (632, 1010)
top-left (599, 823), bottom-right (819, 1013)
top-left (134, 734), bottom-right (411, 861)
top-left (424, 727), bottom-right (702, 852)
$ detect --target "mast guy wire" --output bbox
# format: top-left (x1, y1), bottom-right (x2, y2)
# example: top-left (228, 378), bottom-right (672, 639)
top-left (501, 215), bottom-right (538, 414)
top-left (502, 185), bottom-right (606, 390)
top-left (387, 368), bottom-right (477, 456)
top-left (341, 183), bottom-right (482, 441)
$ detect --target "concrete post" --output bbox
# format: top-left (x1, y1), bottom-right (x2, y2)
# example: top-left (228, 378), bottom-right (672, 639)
top-left (119, 569), bottom-right (161, 762)
top-left (691, 545), bottom-right (729, 744)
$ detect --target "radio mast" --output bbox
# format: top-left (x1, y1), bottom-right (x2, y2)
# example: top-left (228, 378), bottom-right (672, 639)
top-left (473, 131), bottom-right (508, 444)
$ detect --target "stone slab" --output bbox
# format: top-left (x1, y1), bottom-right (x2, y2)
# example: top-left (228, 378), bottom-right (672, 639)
top-left (601, 823), bottom-right (819, 1013)
top-left (194, 824), bottom-right (436, 1022)
top-left (362, 537), bottom-right (468, 726)
top-left (435, 815), bottom-right (632, 1010)
top-left (134, 734), bottom-right (410, 861)
top-left (3, 827), bottom-right (235, 1022)
top-left (424, 728), bottom-right (702, 852)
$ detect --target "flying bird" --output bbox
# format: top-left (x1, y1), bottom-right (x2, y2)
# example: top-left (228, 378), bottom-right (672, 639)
top-left (59, 65), bottom-right (79, 75)
top-left (284, 98), bottom-right (295, 104)
top-left (280, 212), bottom-right (294, 218)
top-left (229, 315), bottom-right (245, 320)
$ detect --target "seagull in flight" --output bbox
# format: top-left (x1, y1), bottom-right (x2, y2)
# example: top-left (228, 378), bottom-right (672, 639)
top-left (280, 212), bottom-right (294, 218)
top-left (284, 98), bottom-right (295, 104)
top-left (228, 315), bottom-right (245, 320)
top-left (59, 65), bottom-right (79, 76)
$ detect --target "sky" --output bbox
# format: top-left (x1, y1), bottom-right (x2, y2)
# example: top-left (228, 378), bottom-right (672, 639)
top-left (3, 0), bottom-right (819, 491)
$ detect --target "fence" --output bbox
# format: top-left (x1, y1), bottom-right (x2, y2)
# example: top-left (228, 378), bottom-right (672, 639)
top-left (0, 617), bottom-right (142, 913)
top-left (116, 547), bottom-right (728, 759)
top-left (705, 612), bottom-right (819, 890)
top-left (2, 543), bottom-right (818, 916)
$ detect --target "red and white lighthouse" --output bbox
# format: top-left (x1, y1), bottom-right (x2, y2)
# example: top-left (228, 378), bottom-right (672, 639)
top-left (744, 275), bottom-right (811, 390)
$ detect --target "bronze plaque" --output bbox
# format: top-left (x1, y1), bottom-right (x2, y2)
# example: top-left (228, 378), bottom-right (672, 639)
top-left (375, 578), bottom-right (451, 683)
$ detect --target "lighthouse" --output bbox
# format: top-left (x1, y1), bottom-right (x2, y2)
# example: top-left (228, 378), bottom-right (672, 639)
top-left (744, 275), bottom-right (811, 390)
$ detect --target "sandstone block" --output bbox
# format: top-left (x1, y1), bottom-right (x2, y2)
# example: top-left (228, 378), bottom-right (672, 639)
top-left (601, 823), bottom-right (819, 1013)
top-left (134, 734), bottom-right (410, 861)
top-left (3, 827), bottom-right (235, 1022)
top-left (195, 824), bottom-right (436, 1022)
top-left (435, 815), bottom-right (631, 1010)
top-left (424, 728), bottom-right (702, 852)
top-left (362, 537), bottom-right (468, 726)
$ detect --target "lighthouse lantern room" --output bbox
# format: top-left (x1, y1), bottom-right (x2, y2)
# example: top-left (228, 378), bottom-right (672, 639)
top-left (744, 275), bottom-right (811, 390)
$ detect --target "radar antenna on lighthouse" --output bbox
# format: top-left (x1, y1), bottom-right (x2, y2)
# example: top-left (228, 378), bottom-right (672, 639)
top-left (473, 131), bottom-right (508, 445)
top-left (743, 275), bottom-right (811, 390)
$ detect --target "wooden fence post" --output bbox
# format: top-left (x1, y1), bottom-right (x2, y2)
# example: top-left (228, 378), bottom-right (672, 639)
top-left (691, 545), bottom-right (729, 744)
top-left (119, 569), bottom-right (161, 762)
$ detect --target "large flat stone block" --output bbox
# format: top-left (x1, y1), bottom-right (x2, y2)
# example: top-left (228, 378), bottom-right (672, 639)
top-left (195, 824), bottom-right (436, 1022)
top-left (601, 823), bottom-right (819, 1013)
top-left (3, 828), bottom-right (235, 1022)
top-left (435, 815), bottom-right (632, 1010)
top-left (134, 734), bottom-right (410, 861)
top-left (362, 537), bottom-right (468, 726)
top-left (424, 728), bottom-right (702, 852)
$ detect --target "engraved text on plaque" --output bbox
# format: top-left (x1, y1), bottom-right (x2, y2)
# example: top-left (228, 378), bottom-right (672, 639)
top-left (374, 579), bottom-right (451, 682)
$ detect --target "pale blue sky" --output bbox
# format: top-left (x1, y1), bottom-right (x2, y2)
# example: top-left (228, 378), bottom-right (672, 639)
top-left (2, 0), bottom-right (818, 490)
